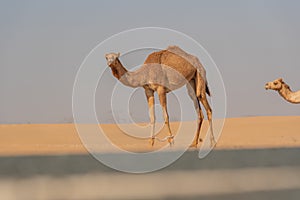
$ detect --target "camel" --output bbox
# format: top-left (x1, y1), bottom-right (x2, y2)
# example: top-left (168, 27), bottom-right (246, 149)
top-left (105, 46), bottom-right (216, 147)
top-left (265, 78), bottom-right (300, 104)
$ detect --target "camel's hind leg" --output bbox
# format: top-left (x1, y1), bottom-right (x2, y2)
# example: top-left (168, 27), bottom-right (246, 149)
top-left (199, 95), bottom-right (216, 147)
top-left (145, 88), bottom-right (155, 146)
top-left (187, 79), bottom-right (204, 148)
top-left (157, 86), bottom-right (174, 145)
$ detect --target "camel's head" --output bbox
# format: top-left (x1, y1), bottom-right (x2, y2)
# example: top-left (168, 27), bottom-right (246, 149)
top-left (105, 52), bottom-right (120, 66)
top-left (265, 78), bottom-right (284, 90)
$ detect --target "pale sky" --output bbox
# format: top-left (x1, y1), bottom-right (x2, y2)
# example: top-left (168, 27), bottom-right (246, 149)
top-left (1, 0), bottom-right (300, 123)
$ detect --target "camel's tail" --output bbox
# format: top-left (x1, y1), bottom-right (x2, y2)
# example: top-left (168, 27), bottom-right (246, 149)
top-left (206, 82), bottom-right (211, 96)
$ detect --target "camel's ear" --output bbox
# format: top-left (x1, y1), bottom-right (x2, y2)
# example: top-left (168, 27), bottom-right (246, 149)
top-left (105, 54), bottom-right (108, 59)
top-left (278, 78), bottom-right (283, 82)
top-left (117, 52), bottom-right (120, 58)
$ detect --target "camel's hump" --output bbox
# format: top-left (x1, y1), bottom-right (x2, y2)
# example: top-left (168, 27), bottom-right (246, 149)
top-left (144, 50), bottom-right (166, 64)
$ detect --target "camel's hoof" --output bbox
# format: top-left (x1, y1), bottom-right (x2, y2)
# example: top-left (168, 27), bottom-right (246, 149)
top-left (168, 136), bottom-right (174, 146)
top-left (189, 143), bottom-right (198, 148)
top-left (149, 138), bottom-right (155, 146)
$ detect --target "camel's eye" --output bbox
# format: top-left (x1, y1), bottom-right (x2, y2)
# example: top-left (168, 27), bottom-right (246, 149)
top-left (274, 82), bottom-right (278, 85)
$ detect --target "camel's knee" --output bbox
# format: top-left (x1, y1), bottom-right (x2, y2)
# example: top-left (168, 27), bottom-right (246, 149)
top-left (198, 91), bottom-right (206, 99)
top-left (164, 114), bottom-right (169, 123)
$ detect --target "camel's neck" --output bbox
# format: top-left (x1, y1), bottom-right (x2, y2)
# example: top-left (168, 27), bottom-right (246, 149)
top-left (278, 84), bottom-right (300, 104)
top-left (110, 58), bottom-right (144, 88)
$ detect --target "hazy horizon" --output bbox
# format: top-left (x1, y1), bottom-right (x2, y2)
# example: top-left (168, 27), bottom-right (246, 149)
top-left (1, 0), bottom-right (300, 124)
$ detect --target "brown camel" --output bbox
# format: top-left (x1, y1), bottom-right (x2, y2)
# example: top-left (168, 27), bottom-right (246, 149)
top-left (265, 78), bottom-right (300, 104)
top-left (105, 46), bottom-right (216, 147)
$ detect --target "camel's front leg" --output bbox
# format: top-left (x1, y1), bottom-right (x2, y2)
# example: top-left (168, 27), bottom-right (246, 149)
top-left (145, 88), bottom-right (155, 146)
top-left (157, 87), bottom-right (174, 145)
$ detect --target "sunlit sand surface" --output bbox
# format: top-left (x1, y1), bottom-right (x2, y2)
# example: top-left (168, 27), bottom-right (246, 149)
top-left (1, 116), bottom-right (300, 156)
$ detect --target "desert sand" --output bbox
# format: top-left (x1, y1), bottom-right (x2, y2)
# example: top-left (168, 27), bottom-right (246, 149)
top-left (0, 116), bottom-right (300, 156)
top-left (1, 116), bottom-right (300, 200)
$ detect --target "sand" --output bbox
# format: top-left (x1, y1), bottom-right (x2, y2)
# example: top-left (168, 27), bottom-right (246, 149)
top-left (0, 116), bottom-right (300, 156)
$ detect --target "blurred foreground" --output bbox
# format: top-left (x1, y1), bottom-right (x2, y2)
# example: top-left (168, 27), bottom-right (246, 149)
top-left (1, 148), bottom-right (300, 200)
